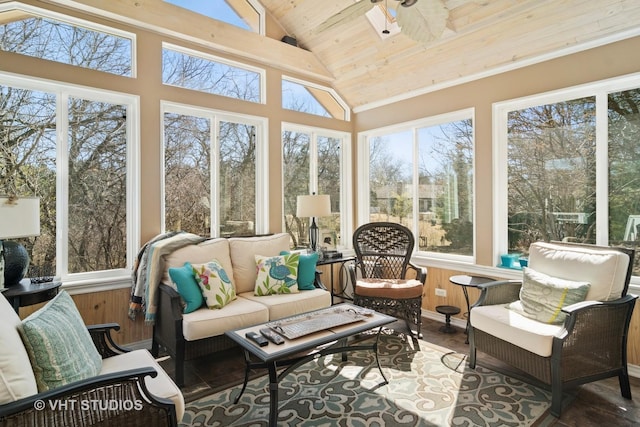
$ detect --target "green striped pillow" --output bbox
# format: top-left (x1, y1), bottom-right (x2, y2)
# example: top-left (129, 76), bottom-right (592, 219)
top-left (19, 291), bottom-right (102, 392)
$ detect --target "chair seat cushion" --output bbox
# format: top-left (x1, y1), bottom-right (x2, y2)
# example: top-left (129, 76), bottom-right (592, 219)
top-left (355, 278), bottom-right (423, 299)
top-left (471, 302), bottom-right (563, 357)
top-left (101, 349), bottom-right (184, 422)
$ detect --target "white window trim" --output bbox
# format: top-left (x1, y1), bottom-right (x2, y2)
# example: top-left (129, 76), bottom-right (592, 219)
top-left (357, 108), bottom-right (475, 262)
top-left (281, 122), bottom-right (352, 249)
top-left (160, 101), bottom-right (269, 236)
top-left (0, 2), bottom-right (137, 78)
top-left (493, 71), bottom-right (640, 284)
top-left (162, 42), bottom-right (266, 104)
top-left (0, 71), bottom-right (140, 290)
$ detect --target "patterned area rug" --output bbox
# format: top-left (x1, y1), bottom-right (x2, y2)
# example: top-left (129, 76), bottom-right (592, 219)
top-left (180, 331), bottom-right (553, 426)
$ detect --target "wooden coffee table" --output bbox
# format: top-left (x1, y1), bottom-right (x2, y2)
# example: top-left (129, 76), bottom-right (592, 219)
top-left (225, 303), bottom-right (396, 427)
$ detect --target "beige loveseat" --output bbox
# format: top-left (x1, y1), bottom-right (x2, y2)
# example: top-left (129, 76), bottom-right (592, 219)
top-left (151, 233), bottom-right (332, 386)
top-left (0, 291), bottom-right (184, 427)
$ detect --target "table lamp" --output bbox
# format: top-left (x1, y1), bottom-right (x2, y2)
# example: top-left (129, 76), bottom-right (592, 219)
top-left (0, 196), bottom-right (40, 289)
top-left (296, 194), bottom-right (331, 252)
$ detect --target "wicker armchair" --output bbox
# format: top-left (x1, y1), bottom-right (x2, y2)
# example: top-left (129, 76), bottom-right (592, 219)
top-left (0, 291), bottom-right (182, 427)
top-left (469, 241), bottom-right (637, 417)
top-left (348, 222), bottom-right (427, 337)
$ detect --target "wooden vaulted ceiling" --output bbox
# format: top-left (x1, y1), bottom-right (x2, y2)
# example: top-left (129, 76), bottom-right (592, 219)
top-left (40, 0), bottom-right (640, 112)
top-left (260, 0), bottom-right (640, 111)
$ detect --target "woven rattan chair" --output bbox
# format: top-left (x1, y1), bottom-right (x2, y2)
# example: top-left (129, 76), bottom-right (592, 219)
top-left (469, 241), bottom-right (637, 418)
top-left (348, 222), bottom-right (427, 337)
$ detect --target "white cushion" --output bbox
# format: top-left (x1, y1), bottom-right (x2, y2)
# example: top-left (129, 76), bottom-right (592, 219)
top-left (471, 302), bottom-right (563, 357)
top-left (0, 294), bottom-right (38, 404)
top-left (181, 297), bottom-right (269, 341)
top-left (162, 238), bottom-right (233, 289)
top-left (239, 288), bottom-right (331, 321)
top-left (228, 234), bottom-right (290, 294)
top-left (528, 241), bottom-right (630, 301)
top-left (100, 349), bottom-right (184, 422)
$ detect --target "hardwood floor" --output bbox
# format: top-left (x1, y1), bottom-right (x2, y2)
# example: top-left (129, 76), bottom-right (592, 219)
top-left (160, 316), bottom-right (640, 426)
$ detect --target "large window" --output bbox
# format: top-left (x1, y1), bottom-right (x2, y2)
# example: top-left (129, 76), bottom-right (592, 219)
top-left (495, 76), bottom-right (640, 276)
top-left (0, 3), bottom-right (134, 76)
top-left (359, 110), bottom-right (475, 259)
top-left (282, 125), bottom-right (350, 250)
top-left (0, 73), bottom-right (137, 283)
top-left (162, 103), bottom-right (267, 237)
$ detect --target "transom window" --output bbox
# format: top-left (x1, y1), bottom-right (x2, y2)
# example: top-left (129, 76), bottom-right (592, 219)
top-left (164, 0), bottom-right (264, 34)
top-left (0, 3), bottom-right (134, 76)
top-left (282, 76), bottom-right (349, 121)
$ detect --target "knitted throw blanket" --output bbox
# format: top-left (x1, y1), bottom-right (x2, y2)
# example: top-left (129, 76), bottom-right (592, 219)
top-left (129, 231), bottom-right (206, 324)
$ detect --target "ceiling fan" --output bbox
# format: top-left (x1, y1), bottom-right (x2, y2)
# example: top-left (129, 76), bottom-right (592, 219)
top-left (315, 0), bottom-right (449, 44)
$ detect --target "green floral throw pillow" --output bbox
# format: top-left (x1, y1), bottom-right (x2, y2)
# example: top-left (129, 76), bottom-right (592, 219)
top-left (254, 253), bottom-right (299, 295)
top-left (192, 260), bottom-right (237, 309)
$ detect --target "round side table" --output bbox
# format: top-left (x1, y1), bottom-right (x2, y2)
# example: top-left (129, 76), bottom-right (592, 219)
top-left (449, 275), bottom-right (495, 343)
top-left (3, 278), bottom-right (62, 314)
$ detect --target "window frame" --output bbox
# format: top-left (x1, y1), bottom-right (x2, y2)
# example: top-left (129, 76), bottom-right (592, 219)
top-left (160, 101), bottom-right (269, 236)
top-left (0, 71), bottom-right (140, 289)
top-left (493, 71), bottom-right (640, 280)
top-left (0, 2), bottom-right (137, 77)
top-left (162, 42), bottom-right (266, 104)
top-left (281, 122), bottom-right (352, 249)
top-left (357, 108), bottom-right (476, 261)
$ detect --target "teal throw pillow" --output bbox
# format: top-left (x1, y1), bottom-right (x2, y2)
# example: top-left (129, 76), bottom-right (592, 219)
top-left (281, 250), bottom-right (318, 290)
top-left (19, 291), bottom-right (102, 392)
top-left (169, 262), bottom-right (204, 313)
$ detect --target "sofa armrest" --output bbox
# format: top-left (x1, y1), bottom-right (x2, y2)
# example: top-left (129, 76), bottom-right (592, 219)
top-left (153, 283), bottom-right (185, 354)
top-left (0, 368), bottom-right (178, 427)
top-left (314, 270), bottom-right (327, 290)
top-left (473, 280), bottom-right (522, 307)
top-left (87, 323), bottom-right (131, 358)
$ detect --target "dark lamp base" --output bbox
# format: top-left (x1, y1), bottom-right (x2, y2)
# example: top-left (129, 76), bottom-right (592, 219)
top-left (2, 241), bottom-right (30, 287)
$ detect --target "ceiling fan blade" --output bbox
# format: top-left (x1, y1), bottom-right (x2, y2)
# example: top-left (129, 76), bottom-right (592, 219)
top-left (314, 1), bottom-right (375, 34)
top-left (396, 0), bottom-right (448, 43)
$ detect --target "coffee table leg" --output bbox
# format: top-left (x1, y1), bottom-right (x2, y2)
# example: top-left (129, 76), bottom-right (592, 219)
top-left (234, 349), bottom-right (252, 404)
top-left (374, 327), bottom-right (388, 385)
top-left (268, 362), bottom-right (278, 427)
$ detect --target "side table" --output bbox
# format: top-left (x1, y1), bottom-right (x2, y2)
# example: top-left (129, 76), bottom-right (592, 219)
top-left (3, 278), bottom-right (62, 314)
top-left (449, 275), bottom-right (495, 343)
top-left (317, 256), bottom-right (355, 305)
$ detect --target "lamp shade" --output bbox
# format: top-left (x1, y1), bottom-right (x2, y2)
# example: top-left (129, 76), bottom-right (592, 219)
top-left (0, 197), bottom-right (40, 239)
top-left (296, 194), bottom-right (331, 218)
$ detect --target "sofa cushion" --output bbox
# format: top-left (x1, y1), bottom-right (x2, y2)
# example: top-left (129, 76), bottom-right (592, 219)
top-left (281, 250), bottom-right (318, 290)
top-left (162, 238), bottom-right (233, 289)
top-left (528, 241), bottom-right (630, 301)
top-left (239, 288), bottom-right (331, 321)
top-left (0, 294), bottom-right (38, 404)
top-left (515, 267), bottom-right (590, 324)
top-left (181, 297), bottom-right (269, 341)
top-left (19, 291), bottom-right (102, 392)
top-left (100, 349), bottom-right (184, 422)
top-left (471, 302), bottom-right (563, 357)
top-left (228, 233), bottom-right (290, 294)
top-left (192, 260), bottom-right (237, 309)
top-left (254, 253), bottom-right (299, 295)
top-left (168, 262), bottom-right (204, 313)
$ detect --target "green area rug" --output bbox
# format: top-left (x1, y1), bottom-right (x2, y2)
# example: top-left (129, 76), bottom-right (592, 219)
top-left (180, 331), bottom-right (553, 426)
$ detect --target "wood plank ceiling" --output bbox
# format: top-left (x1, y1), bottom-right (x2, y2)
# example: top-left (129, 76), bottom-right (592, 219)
top-left (259, 0), bottom-right (640, 111)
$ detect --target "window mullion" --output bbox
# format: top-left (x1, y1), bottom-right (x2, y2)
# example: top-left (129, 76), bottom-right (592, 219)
top-left (595, 92), bottom-right (609, 245)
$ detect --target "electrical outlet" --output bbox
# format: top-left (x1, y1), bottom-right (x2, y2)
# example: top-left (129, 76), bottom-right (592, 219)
top-left (435, 288), bottom-right (447, 297)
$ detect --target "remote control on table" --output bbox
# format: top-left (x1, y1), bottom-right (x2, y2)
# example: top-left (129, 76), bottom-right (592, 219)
top-left (246, 331), bottom-right (268, 347)
top-left (260, 328), bottom-right (285, 345)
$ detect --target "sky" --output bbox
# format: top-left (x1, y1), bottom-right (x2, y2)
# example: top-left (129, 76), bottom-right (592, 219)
top-left (164, 0), bottom-right (249, 30)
